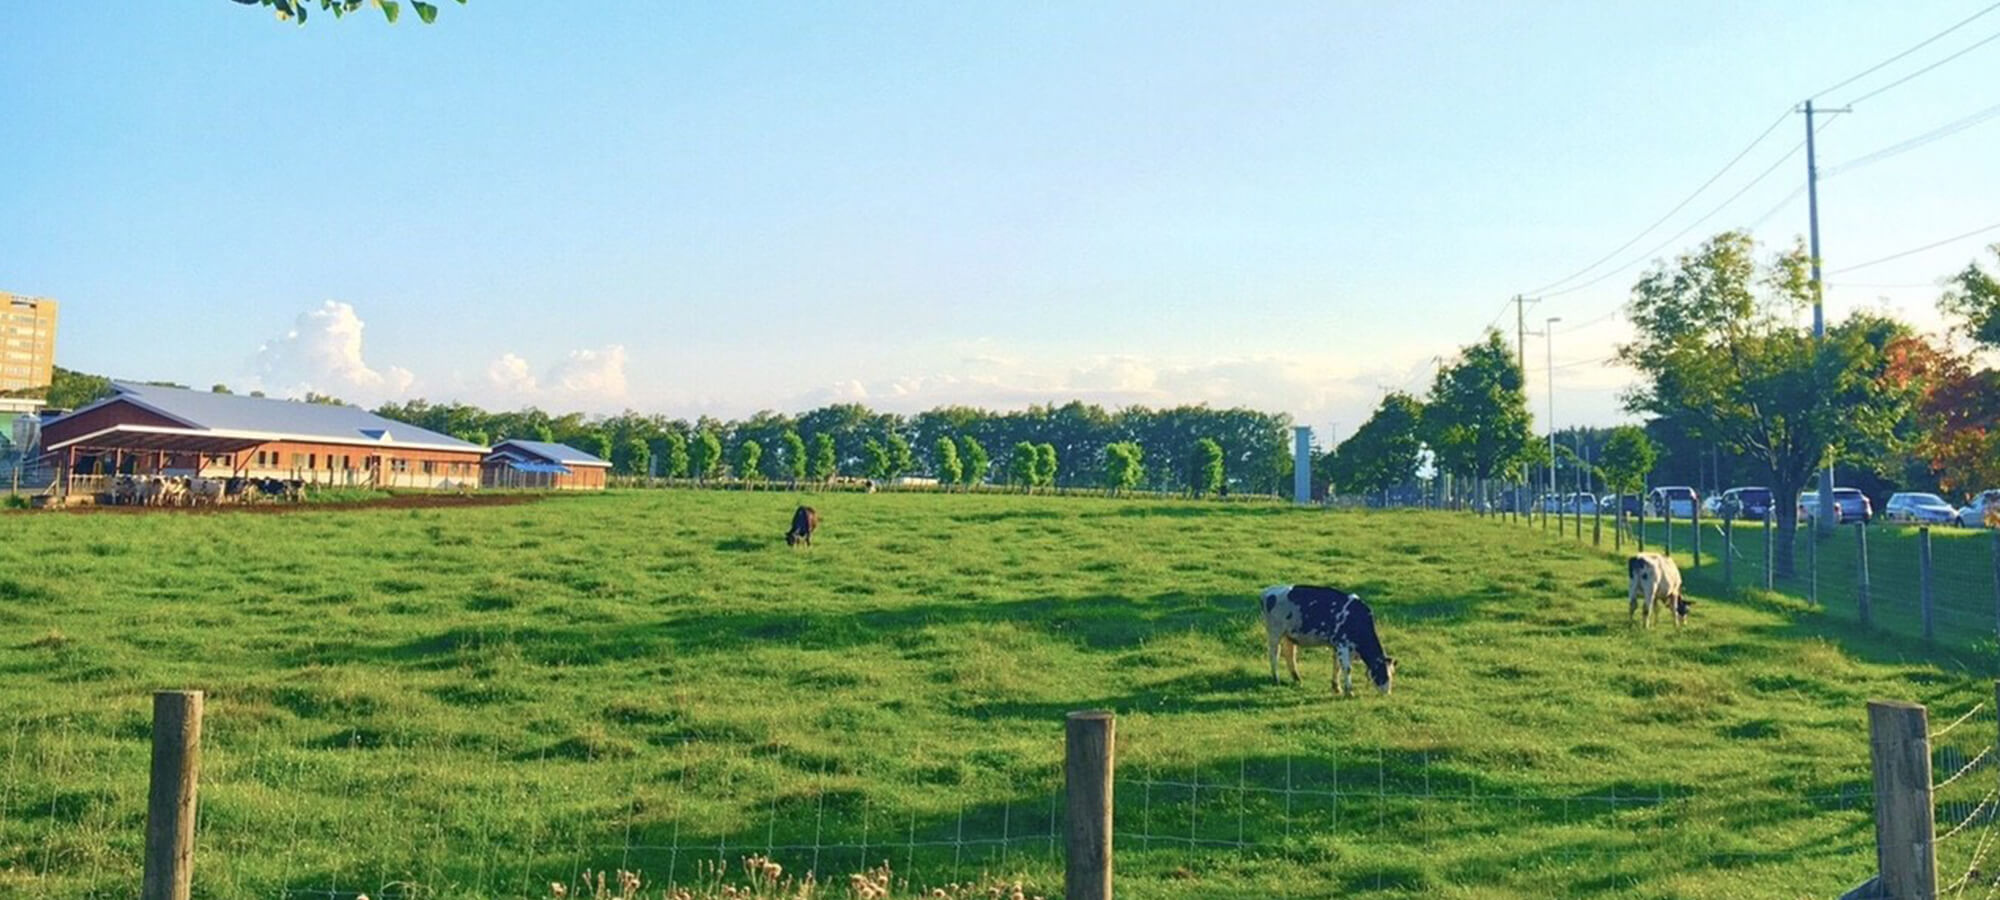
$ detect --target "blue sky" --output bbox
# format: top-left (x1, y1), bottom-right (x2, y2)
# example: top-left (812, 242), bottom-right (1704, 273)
top-left (4, 2), bottom-right (1997, 441)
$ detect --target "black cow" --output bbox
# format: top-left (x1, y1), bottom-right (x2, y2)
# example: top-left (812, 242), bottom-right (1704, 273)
top-left (786, 505), bottom-right (819, 547)
top-left (1259, 584), bottom-right (1398, 695)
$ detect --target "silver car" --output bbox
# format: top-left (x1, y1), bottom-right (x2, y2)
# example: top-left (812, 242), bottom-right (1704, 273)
top-left (1959, 489), bottom-right (2000, 528)
top-left (1885, 492), bottom-right (1958, 525)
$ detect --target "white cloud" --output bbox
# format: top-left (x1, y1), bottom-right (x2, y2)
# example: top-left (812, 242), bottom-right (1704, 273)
top-left (249, 301), bottom-right (416, 404)
top-left (480, 345), bottom-right (630, 408)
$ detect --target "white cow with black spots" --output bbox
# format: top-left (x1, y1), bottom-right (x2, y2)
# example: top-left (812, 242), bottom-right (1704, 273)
top-left (1627, 553), bottom-right (1691, 628)
top-left (1259, 584), bottom-right (1398, 696)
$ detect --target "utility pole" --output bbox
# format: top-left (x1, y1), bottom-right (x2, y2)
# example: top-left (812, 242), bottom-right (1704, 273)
top-left (1515, 294), bottom-right (1538, 505)
top-left (1545, 316), bottom-right (1561, 497)
top-left (1802, 98), bottom-right (1848, 534)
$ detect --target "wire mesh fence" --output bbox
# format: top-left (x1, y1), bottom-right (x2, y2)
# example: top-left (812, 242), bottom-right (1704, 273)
top-left (1511, 502), bottom-right (2000, 656)
top-left (0, 703), bottom-right (1898, 899)
top-left (1931, 699), bottom-right (2000, 896)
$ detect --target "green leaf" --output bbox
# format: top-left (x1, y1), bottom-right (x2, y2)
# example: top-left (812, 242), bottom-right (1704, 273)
top-left (412, 1), bottom-right (437, 23)
top-left (380, 0), bottom-right (399, 23)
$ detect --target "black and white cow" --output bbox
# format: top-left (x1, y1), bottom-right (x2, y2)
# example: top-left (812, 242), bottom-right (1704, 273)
top-left (1260, 584), bottom-right (1398, 696)
top-left (1627, 553), bottom-right (1690, 628)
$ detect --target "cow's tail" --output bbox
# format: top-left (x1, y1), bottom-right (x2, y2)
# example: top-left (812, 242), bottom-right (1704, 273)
top-left (1627, 556), bottom-right (1647, 580)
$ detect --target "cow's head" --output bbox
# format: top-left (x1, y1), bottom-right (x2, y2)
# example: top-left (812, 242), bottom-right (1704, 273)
top-left (1672, 596), bottom-right (1694, 626)
top-left (785, 531), bottom-right (800, 547)
top-left (1369, 656), bottom-right (1398, 695)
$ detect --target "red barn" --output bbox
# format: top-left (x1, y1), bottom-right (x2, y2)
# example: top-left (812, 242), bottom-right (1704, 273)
top-left (39, 382), bottom-right (487, 498)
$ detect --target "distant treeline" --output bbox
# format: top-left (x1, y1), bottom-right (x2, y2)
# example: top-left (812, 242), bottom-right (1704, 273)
top-left (371, 398), bottom-right (1298, 494)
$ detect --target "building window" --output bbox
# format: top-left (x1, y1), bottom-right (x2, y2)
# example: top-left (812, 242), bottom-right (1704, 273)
top-left (392, 458), bottom-right (408, 473)
top-left (291, 453), bottom-right (305, 469)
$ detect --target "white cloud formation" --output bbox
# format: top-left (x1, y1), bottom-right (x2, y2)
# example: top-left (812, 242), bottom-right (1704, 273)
top-left (481, 345), bottom-right (630, 407)
top-left (250, 301), bottom-right (416, 403)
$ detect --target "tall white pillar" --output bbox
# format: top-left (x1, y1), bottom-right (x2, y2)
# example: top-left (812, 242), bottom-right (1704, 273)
top-left (1293, 426), bottom-right (1313, 505)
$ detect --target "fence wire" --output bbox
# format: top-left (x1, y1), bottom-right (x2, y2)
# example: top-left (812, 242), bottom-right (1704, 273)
top-left (1935, 701), bottom-right (2000, 896)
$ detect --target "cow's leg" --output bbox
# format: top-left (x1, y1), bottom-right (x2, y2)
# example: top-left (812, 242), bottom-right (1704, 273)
top-left (1282, 638), bottom-right (1302, 684)
top-left (1643, 582), bottom-right (1656, 628)
top-left (1336, 643), bottom-right (1353, 696)
top-left (1628, 577), bottom-right (1640, 623)
top-left (1267, 631), bottom-right (1283, 684)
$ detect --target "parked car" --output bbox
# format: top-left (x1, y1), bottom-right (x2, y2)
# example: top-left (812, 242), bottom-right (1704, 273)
top-left (1718, 486), bottom-right (1773, 521)
top-left (1799, 488), bottom-right (1873, 525)
top-left (1600, 493), bottom-right (1643, 517)
top-left (1701, 494), bottom-right (1724, 517)
top-left (1884, 492), bottom-right (1959, 525)
top-left (1570, 493), bottom-right (1599, 515)
top-left (1958, 489), bottom-right (2000, 528)
top-left (1647, 486), bottom-right (1698, 518)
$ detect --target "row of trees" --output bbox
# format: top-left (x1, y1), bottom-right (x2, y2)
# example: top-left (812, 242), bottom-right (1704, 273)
top-left (367, 398), bottom-right (1290, 494)
top-left (1327, 231), bottom-right (2000, 577)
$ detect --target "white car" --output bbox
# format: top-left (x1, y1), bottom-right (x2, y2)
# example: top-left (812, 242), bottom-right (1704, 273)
top-left (1959, 489), bottom-right (2000, 528)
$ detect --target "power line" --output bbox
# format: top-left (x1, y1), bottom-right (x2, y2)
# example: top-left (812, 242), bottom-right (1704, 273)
top-left (1810, 0), bottom-right (2000, 99)
top-left (1846, 24), bottom-right (2000, 106)
top-left (1542, 130), bottom-right (1818, 299)
top-left (1554, 309), bottom-right (1622, 335)
top-left (1519, 108), bottom-right (1794, 297)
top-left (1828, 221), bottom-right (2000, 274)
top-left (1822, 99), bottom-right (2000, 178)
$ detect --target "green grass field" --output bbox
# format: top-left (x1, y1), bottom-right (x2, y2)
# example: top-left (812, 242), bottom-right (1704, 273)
top-left (1, 491), bottom-right (1994, 898)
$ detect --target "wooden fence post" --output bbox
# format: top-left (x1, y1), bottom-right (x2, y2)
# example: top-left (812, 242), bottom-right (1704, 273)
top-left (1808, 523), bottom-right (1818, 607)
top-left (1991, 532), bottom-right (1999, 639)
top-left (143, 690), bottom-right (203, 900)
top-left (1858, 523), bottom-right (1873, 628)
top-left (1723, 516), bottom-right (1734, 588)
top-left (1763, 508), bottom-right (1774, 591)
top-left (1866, 700), bottom-right (1936, 900)
top-left (1593, 501), bottom-right (1602, 548)
top-left (1637, 504), bottom-right (1646, 553)
top-left (1692, 499), bottom-right (1702, 569)
top-left (1066, 710), bottom-right (1115, 900)
top-left (1919, 527), bottom-right (1934, 643)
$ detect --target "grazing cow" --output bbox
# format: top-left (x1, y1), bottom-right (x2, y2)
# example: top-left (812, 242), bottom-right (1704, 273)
top-left (786, 505), bottom-right (819, 547)
top-left (1627, 553), bottom-right (1691, 628)
top-left (1259, 584), bottom-right (1398, 696)
top-left (187, 477), bottom-right (227, 507)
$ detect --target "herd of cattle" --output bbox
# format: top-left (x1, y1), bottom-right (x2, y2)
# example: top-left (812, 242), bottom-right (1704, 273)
top-left (107, 474), bottom-right (308, 507)
top-left (775, 504), bottom-right (1693, 700)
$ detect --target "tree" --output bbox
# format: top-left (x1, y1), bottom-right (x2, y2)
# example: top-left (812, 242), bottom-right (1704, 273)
top-left (1882, 334), bottom-right (2000, 495)
top-left (210, 384), bottom-right (232, 394)
top-left (569, 432), bottom-right (613, 463)
top-left (959, 436), bottom-right (988, 487)
top-left (229, 0), bottom-right (464, 26)
top-left (1424, 330), bottom-right (1534, 502)
top-left (886, 433), bottom-right (913, 480)
top-left (1330, 392), bottom-right (1425, 500)
top-left (1035, 443), bottom-right (1058, 487)
top-left (1102, 442), bottom-right (1144, 493)
top-left (1010, 442), bottom-right (1039, 489)
top-left (781, 430), bottom-right (807, 482)
top-left (1621, 231), bottom-right (1909, 575)
top-left (861, 439), bottom-right (891, 481)
top-left (1939, 245), bottom-right (2000, 349)
top-left (1191, 438), bottom-right (1225, 496)
top-left (301, 392), bottom-right (348, 406)
top-left (691, 429), bottom-right (723, 480)
top-left (659, 431), bottom-right (690, 479)
top-left (735, 440), bottom-right (763, 481)
top-left (530, 423), bottom-right (556, 443)
top-left (457, 429), bottom-right (490, 448)
top-left (934, 436), bottom-right (963, 485)
top-left (613, 436), bottom-right (651, 477)
top-left (809, 433), bottom-right (838, 482)
top-left (1596, 426), bottom-right (1657, 502)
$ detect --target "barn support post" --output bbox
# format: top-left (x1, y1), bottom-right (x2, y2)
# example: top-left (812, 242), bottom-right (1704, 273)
top-left (142, 691), bottom-right (203, 900)
top-left (1865, 700), bottom-right (1936, 900)
top-left (1065, 710), bottom-right (1114, 900)
top-left (1857, 523), bottom-right (1873, 628)
top-left (1919, 527), bottom-right (1934, 643)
